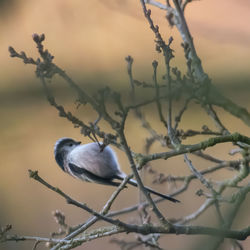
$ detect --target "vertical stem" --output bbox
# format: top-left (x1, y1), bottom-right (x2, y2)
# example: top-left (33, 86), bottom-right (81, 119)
top-left (119, 129), bottom-right (171, 226)
top-left (172, 0), bottom-right (208, 82)
top-left (153, 60), bottom-right (168, 129)
top-left (125, 56), bottom-right (147, 210)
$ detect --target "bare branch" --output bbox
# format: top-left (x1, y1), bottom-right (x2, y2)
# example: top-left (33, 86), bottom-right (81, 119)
top-left (141, 133), bottom-right (250, 164)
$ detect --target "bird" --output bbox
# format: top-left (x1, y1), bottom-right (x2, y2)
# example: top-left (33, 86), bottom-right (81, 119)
top-left (54, 137), bottom-right (179, 203)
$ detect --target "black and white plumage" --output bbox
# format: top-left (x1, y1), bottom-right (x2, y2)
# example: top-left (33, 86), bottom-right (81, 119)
top-left (54, 137), bottom-right (179, 203)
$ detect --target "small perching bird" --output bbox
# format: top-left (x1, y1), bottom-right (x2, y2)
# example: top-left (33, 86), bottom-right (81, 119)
top-left (54, 137), bottom-right (179, 203)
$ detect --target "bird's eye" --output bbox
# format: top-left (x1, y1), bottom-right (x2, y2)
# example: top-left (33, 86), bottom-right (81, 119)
top-left (69, 143), bottom-right (73, 147)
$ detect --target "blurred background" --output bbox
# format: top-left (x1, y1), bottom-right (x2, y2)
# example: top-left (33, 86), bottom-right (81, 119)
top-left (0, 0), bottom-right (250, 249)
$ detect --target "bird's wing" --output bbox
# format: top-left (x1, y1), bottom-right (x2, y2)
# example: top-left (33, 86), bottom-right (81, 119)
top-left (68, 143), bottom-right (123, 178)
top-left (68, 163), bottom-right (121, 186)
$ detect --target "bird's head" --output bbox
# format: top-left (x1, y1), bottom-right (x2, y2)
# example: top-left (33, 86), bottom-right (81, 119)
top-left (54, 138), bottom-right (81, 171)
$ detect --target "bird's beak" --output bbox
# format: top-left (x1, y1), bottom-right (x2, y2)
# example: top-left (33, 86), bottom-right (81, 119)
top-left (76, 141), bottom-right (81, 145)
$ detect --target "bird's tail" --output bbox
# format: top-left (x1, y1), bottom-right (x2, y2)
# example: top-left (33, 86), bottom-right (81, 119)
top-left (115, 175), bottom-right (180, 203)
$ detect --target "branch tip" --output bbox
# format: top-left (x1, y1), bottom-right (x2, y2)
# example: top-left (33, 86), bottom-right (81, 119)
top-left (28, 169), bottom-right (39, 179)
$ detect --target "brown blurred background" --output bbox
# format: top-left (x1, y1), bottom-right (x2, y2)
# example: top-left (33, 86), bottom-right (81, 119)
top-left (0, 0), bottom-right (250, 249)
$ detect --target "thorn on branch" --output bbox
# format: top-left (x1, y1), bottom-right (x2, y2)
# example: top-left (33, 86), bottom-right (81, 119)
top-left (166, 11), bottom-right (175, 27)
top-left (196, 189), bottom-right (204, 197)
top-left (8, 46), bottom-right (18, 57)
top-left (125, 55), bottom-right (133, 65)
top-left (152, 60), bottom-right (158, 69)
top-left (147, 9), bottom-right (151, 17)
top-left (28, 169), bottom-right (39, 180)
top-left (168, 36), bottom-right (174, 45)
top-left (32, 33), bottom-right (45, 43)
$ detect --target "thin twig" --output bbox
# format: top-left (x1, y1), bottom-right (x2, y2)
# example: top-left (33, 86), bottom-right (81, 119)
top-left (204, 104), bottom-right (229, 135)
top-left (153, 60), bottom-right (168, 129)
top-left (119, 130), bottom-right (171, 226)
top-left (184, 154), bottom-right (214, 191)
top-left (174, 97), bottom-right (192, 130)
